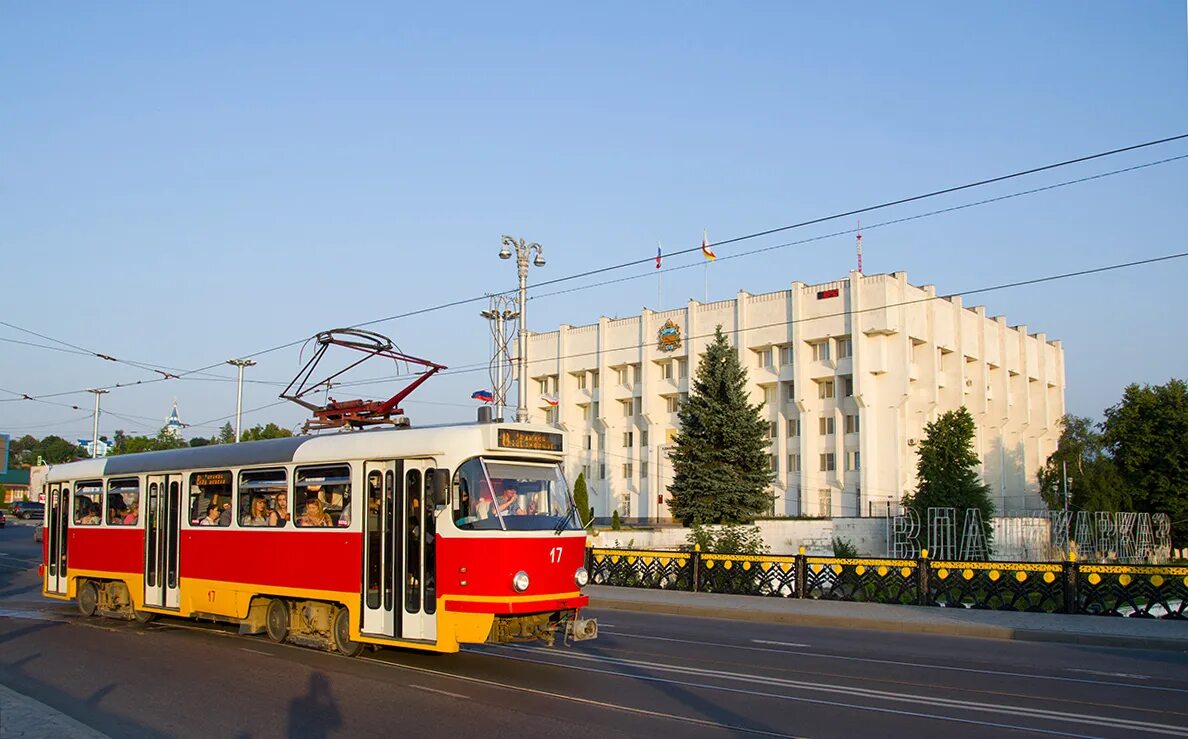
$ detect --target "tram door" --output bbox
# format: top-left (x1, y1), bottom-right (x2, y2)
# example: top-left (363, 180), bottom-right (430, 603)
top-left (360, 459), bottom-right (437, 642)
top-left (144, 474), bottom-right (181, 610)
top-left (45, 483), bottom-right (70, 595)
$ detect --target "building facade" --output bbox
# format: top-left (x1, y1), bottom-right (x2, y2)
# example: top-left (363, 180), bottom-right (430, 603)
top-left (522, 270), bottom-right (1065, 520)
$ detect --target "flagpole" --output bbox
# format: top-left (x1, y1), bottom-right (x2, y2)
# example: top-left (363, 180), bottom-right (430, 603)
top-left (657, 241), bottom-right (663, 308)
top-left (704, 262), bottom-right (708, 302)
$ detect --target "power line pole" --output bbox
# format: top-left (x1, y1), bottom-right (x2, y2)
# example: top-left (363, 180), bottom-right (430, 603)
top-left (87, 388), bottom-right (108, 458)
top-left (226, 358), bottom-right (256, 442)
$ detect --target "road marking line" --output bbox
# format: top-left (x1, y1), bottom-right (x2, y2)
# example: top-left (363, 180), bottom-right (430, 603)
top-left (1068, 669), bottom-right (1151, 680)
top-left (480, 647), bottom-right (1100, 739)
top-left (752, 639), bottom-right (811, 648)
top-left (358, 655), bottom-right (801, 738)
top-left (241, 648), bottom-right (272, 656)
top-left (409, 684), bottom-right (469, 699)
top-left (599, 630), bottom-right (1188, 694)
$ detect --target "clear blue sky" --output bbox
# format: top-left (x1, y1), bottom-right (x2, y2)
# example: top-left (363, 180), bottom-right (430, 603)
top-left (2, 2), bottom-right (1186, 442)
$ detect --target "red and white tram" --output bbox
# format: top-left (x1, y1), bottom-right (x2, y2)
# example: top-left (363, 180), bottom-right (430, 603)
top-left (40, 421), bottom-right (596, 654)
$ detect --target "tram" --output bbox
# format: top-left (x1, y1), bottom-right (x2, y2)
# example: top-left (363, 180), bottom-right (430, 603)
top-left (40, 420), bottom-right (597, 654)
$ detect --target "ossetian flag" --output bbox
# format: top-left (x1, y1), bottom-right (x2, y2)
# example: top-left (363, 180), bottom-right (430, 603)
top-left (701, 230), bottom-right (716, 261)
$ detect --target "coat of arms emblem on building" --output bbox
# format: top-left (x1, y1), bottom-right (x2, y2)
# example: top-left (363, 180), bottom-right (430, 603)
top-left (657, 319), bottom-right (682, 352)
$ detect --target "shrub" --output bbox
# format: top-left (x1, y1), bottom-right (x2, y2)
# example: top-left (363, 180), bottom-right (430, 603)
top-left (611, 510), bottom-right (622, 531)
top-left (832, 536), bottom-right (859, 558)
top-left (685, 524), bottom-right (768, 555)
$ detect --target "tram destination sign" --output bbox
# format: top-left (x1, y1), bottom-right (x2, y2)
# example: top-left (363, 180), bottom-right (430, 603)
top-left (497, 429), bottom-right (563, 452)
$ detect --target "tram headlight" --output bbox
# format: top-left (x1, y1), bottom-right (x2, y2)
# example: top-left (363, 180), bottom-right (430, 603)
top-left (512, 570), bottom-right (530, 593)
top-left (574, 566), bottom-right (589, 588)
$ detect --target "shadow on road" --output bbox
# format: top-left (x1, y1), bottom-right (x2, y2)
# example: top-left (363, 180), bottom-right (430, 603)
top-left (286, 671), bottom-right (343, 739)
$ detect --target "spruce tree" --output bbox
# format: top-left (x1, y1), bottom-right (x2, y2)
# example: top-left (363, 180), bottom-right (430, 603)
top-left (902, 407), bottom-right (995, 549)
top-left (668, 325), bottom-right (774, 525)
top-left (572, 472), bottom-right (593, 529)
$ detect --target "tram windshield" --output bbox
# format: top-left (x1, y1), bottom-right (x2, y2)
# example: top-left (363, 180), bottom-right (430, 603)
top-left (452, 459), bottom-right (579, 531)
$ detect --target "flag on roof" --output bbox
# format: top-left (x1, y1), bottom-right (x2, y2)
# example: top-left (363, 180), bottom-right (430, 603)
top-left (701, 229), bottom-right (716, 261)
top-left (656, 243), bottom-right (662, 269)
top-left (471, 390), bottom-right (494, 403)
top-left (541, 394), bottom-right (559, 407)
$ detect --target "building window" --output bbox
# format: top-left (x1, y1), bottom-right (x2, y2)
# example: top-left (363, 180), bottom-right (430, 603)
top-left (622, 399), bottom-right (635, 417)
top-left (819, 380), bottom-right (835, 399)
top-left (780, 345), bottom-right (794, 366)
top-left (582, 404), bottom-right (591, 421)
top-left (812, 341), bottom-right (831, 362)
top-left (763, 386), bottom-right (776, 406)
top-left (665, 395), bottom-right (678, 413)
top-left (622, 463), bottom-right (633, 479)
top-left (576, 372), bottom-right (587, 390)
top-left (623, 431), bottom-right (633, 448)
top-left (677, 359), bottom-right (688, 378)
top-left (616, 367), bottom-right (629, 385)
top-left (845, 414), bottom-right (859, 434)
top-left (787, 418), bottom-right (800, 437)
top-left (757, 348), bottom-right (773, 368)
top-left (640, 428), bottom-right (649, 447)
top-left (819, 416), bottom-right (835, 436)
top-left (783, 381), bottom-right (795, 404)
top-left (538, 378), bottom-right (549, 396)
top-left (599, 463), bottom-right (606, 480)
top-left (769, 421), bottom-right (778, 439)
top-left (545, 407), bottom-right (557, 424)
top-left (819, 453), bottom-right (835, 472)
top-left (661, 361), bottom-right (674, 380)
top-left (582, 464), bottom-right (591, 481)
top-left (818, 489), bottom-right (832, 517)
top-left (769, 454), bottom-right (778, 472)
top-left (787, 453), bottom-right (801, 472)
top-left (597, 432), bottom-right (605, 451)
top-left (592, 401), bottom-right (600, 418)
top-left (846, 451), bottom-right (861, 471)
top-left (837, 337), bottom-right (852, 359)
top-left (641, 459), bottom-right (649, 478)
top-left (584, 434), bottom-right (592, 450)
top-left (591, 371), bottom-right (599, 389)
top-left (843, 376), bottom-right (854, 397)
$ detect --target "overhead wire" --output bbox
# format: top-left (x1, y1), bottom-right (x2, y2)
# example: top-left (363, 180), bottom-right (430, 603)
top-left (4, 135), bottom-right (1188, 410)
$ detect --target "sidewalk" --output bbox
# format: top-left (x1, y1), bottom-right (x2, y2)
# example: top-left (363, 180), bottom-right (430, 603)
top-left (584, 585), bottom-right (1188, 652)
top-left (0, 684), bottom-right (108, 739)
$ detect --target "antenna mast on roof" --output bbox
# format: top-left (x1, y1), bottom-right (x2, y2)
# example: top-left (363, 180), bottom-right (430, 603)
top-left (856, 219), bottom-right (863, 274)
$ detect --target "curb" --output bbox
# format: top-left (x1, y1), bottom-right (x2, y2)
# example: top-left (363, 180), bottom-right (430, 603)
top-left (586, 592), bottom-right (1188, 653)
top-left (0, 683), bottom-right (109, 739)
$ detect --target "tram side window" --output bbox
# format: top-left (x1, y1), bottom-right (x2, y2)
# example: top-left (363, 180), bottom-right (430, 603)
top-left (190, 471), bottom-right (233, 527)
top-left (294, 464), bottom-right (351, 528)
top-left (452, 459), bottom-right (499, 531)
top-left (107, 478), bottom-right (140, 525)
top-left (74, 481), bottom-right (103, 525)
top-left (238, 468), bottom-right (288, 527)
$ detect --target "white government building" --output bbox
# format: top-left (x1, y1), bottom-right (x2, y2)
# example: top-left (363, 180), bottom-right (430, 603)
top-left (521, 270), bottom-right (1065, 521)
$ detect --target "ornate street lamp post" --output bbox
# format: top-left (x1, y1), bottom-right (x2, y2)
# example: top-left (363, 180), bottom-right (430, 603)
top-left (499, 235), bottom-right (545, 423)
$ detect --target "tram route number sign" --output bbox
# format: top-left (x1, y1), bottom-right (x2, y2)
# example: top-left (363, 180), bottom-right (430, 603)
top-left (497, 429), bottom-right (563, 452)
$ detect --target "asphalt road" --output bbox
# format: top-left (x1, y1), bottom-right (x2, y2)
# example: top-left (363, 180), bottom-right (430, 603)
top-left (1, 523), bottom-right (1186, 738)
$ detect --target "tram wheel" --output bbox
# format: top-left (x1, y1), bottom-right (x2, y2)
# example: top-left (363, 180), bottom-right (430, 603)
top-left (266, 599), bottom-right (289, 643)
top-left (332, 608), bottom-right (363, 657)
top-left (133, 609), bottom-right (156, 624)
top-left (77, 581), bottom-right (98, 617)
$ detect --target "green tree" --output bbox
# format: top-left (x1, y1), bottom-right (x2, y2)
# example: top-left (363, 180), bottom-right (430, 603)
top-left (1037, 415), bottom-right (1127, 512)
top-left (110, 428), bottom-right (188, 455)
top-left (239, 423), bottom-right (294, 442)
top-left (668, 325), bottom-right (774, 525)
top-left (571, 472), bottom-right (593, 529)
top-left (39, 435), bottom-right (87, 463)
top-left (902, 407), bottom-right (995, 551)
top-left (189, 437), bottom-right (213, 447)
top-left (216, 423), bottom-right (236, 445)
top-left (1101, 379), bottom-right (1188, 543)
top-left (9, 435), bottom-right (41, 467)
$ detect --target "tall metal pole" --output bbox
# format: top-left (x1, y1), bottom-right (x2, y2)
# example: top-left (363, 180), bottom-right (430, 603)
top-left (87, 388), bottom-right (108, 458)
top-left (226, 358), bottom-right (256, 442)
top-left (1062, 459), bottom-right (1069, 516)
top-left (500, 235), bottom-right (545, 424)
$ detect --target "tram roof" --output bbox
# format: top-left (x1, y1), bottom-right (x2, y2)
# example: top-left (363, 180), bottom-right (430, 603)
top-left (44, 421), bottom-right (557, 481)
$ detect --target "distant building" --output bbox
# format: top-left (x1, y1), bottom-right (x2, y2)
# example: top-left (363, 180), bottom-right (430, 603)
top-left (77, 438), bottom-right (111, 458)
top-left (164, 401), bottom-right (185, 439)
top-left (0, 467), bottom-right (31, 504)
top-left (523, 270), bottom-right (1065, 520)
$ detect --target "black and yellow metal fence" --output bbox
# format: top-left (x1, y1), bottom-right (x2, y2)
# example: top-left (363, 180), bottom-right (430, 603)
top-left (587, 546), bottom-right (1188, 618)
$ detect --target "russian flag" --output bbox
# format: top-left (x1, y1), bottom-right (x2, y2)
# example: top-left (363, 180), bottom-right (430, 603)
top-left (701, 229), bottom-right (716, 261)
top-left (471, 390), bottom-right (494, 403)
top-left (656, 243), bottom-right (662, 269)
top-left (541, 394), bottom-right (559, 407)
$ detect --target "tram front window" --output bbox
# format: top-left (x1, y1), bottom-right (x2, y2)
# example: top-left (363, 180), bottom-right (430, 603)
top-left (453, 459), bottom-right (579, 531)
